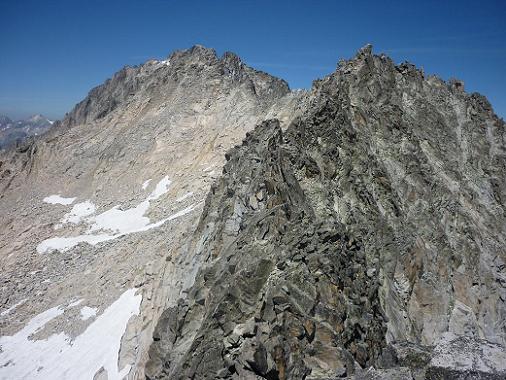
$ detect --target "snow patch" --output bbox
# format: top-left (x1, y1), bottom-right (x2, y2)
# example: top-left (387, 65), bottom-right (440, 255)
top-left (80, 306), bottom-right (97, 320)
top-left (147, 176), bottom-right (171, 200)
top-left (37, 204), bottom-right (197, 253)
top-left (37, 176), bottom-right (197, 253)
top-left (43, 195), bottom-right (76, 205)
top-left (0, 289), bottom-right (142, 380)
top-left (141, 179), bottom-right (152, 190)
top-left (68, 299), bottom-right (84, 308)
top-left (88, 202), bottom-right (152, 235)
top-left (62, 201), bottom-right (96, 224)
top-left (37, 233), bottom-right (118, 254)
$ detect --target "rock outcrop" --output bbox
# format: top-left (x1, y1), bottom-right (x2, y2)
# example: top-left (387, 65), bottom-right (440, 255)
top-left (146, 46), bottom-right (506, 379)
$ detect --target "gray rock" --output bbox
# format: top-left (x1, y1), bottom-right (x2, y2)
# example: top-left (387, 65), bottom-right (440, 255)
top-left (146, 46), bottom-right (506, 379)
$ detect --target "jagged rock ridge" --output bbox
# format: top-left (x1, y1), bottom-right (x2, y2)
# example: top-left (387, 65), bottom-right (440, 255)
top-left (146, 46), bottom-right (506, 379)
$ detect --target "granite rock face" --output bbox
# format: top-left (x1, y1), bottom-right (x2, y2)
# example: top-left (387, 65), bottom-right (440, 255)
top-left (147, 46), bottom-right (506, 379)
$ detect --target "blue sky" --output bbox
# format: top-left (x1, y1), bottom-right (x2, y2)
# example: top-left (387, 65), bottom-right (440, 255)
top-left (1, 0), bottom-right (505, 120)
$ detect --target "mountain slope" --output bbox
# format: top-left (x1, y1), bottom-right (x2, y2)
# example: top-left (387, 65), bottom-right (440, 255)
top-left (146, 46), bottom-right (506, 379)
top-left (0, 45), bottom-right (304, 379)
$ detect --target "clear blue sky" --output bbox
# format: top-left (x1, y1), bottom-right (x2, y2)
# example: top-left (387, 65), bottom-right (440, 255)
top-left (1, 0), bottom-right (505, 120)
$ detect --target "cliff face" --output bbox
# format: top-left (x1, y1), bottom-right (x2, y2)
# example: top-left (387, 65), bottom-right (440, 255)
top-left (147, 46), bottom-right (506, 379)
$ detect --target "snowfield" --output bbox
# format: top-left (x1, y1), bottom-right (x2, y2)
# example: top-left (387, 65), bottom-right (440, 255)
top-left (43, 195), bottom-right (76, 205)
top-left (37, 176), bottom-right (196, 253)
top-left (0, 288), bottom-right (142, 380)
top-left (80, 306), bottom-right (98, 321)
top-left (62, 201), bottom-right (96, 224)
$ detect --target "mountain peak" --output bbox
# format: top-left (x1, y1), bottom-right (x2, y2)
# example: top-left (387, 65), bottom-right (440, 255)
top-left (357, 43), bottom-right (373, 57)
top-left (60, 45), bottom-right (291, 129)
top-left (0, 114), bottom-right (53, 149)
top-left (0, 114), bottom-right (13, 124)
top-left (26, 114), bottom-right (45, 123)
top-left (168, 44), bottom-right (218, 65)
top-left (1, 45), bottom-right (505, 380)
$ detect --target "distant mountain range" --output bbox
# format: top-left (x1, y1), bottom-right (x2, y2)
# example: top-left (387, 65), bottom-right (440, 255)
top-left (0, 114), bottom-right (54, 149)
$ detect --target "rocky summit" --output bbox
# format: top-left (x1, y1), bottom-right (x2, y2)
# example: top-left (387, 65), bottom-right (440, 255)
top-left (0, 45), bottom-right (505, 380)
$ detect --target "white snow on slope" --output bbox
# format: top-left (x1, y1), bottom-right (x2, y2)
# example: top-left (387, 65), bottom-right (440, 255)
top-left (62, 201), bottom-right (96, 224)
top-left (147, 176), bottom-right (171, 200)
top-left (0, 299), bottom-right (27, 317)
top-left (38, 233), bottom-right (118, 253)
top-left (141, 179), bottom-right (152, 190)
top-left (0, 288), bottom-right (142, 380)
top-left (68, 299), bottom-right (84, 308)
top-left (80, 306), bottom-right (98, 321)
top-left (88, 202), bottom-right (151, 234)
top-left (37, 204), bottom-right (196, 253)
top-left (38, 176), bottom-right (196, 253)
top-left (176, 191), bottom-right (193, 202)
top-left (43, 195), bottom-right (76, 205)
